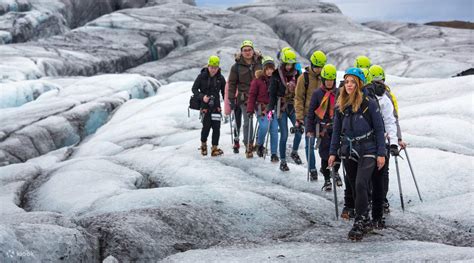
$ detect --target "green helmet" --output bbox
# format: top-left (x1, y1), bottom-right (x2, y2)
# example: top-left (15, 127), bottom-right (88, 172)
top-left (262, 55), bottom-right (275, 68)
top-left (280, 48), bottom-right (297, 64)
top-left (321, 64), bottom-right (337, 80)
top-left (361, 68), bottom-right (373, 84)
top-left (369, 64), bottom-right (385, 81)
top-left (208, 55), bottom-right (220, 67)
top-left (310, 50), bottom-right (327, 68)
top-left (240, 40), bottom-right (254, 50)
top-left (353, 55), bottom-right (371, 69)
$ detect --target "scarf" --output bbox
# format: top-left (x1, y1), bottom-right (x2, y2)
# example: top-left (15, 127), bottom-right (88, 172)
top-left (315, 87), bottom-right (335, 120)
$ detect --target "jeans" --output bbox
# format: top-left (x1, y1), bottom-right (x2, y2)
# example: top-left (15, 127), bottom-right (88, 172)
top-left (257, 115), bottom-right (278, 155)
top-left (277, 104), bottom-right (302, 160)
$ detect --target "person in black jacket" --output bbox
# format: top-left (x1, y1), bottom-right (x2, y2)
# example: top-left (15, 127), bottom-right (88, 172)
top-left (192, 56), bottom-right (226, 156)
top-left (328, 67), bottom-right (386, 241)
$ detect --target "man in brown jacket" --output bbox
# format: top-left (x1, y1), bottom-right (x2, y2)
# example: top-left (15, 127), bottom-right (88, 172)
top-left (228, 40), bottom-right (263, 158)
top-left (294, 50), bottom-right (327, 180)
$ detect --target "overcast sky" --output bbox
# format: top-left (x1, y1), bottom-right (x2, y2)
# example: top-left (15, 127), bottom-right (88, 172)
top-left (195, 0), bottom-right (473, 23)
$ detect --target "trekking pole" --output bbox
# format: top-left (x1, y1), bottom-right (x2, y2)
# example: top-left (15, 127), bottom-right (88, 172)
top-left (230, 110), bottom-right (234, 145)
top-left (306, 135), bottom-right (311, 182)
top-left (404, 148), bottom-right (423, 202)
top-left (330, 166), bottom-right (339, 220)
top-left (247, 114), bottom-right (253, 149)
top-left (252, 118), bottom-right (259, 144)
top-left (394, 155), bottom-right (405, 212)
top-left (264, 117), bottom-right (272, 160)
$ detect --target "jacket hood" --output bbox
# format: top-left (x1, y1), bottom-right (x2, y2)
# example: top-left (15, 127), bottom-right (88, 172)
top-left (234, 49), bottom-right (263, 64)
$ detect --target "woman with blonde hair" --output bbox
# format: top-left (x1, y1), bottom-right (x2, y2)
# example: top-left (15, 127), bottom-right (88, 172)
top-left (328, 67), bottom-right (385, 241)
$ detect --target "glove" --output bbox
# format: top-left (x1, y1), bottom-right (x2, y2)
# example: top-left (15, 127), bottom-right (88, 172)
top-left (390, 144), bottom-right (399, 156)
top-left (267, 110), bottom-right (273, 120)
top-left (229, 100), bottom-right (236, 111)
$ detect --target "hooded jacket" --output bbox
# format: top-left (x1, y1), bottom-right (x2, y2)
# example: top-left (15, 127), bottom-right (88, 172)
top-left (228, 51), bottom-right (263, 105)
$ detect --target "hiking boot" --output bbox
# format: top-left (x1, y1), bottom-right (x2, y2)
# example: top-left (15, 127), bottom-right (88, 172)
top-left (341, 207), bottom-right (355, 220)
top-left (233, 139), bottom-right (240, 154)
top-left (383, 201), bottom-right (390, 214)
top-left (271, 154), bottom-right (279, 163)
top-left (348, 215), bottom-right (371, 241)
top-left (290, 151), bottom-right (302, 165)
top-left (309, 170), bottom-right (318, 182)
top-left (211, 145), bottom-right (223, 157)
top-left (334, 172), bottom-right (343, 187)
top-left (322, 180), bottom-right (332, 191)
top-left (256, 145), bottom-right (265, 158)
top-left (245, 144), bottom-right (253, 158)
top-left (372, 217), bottom-right (386, 230)
top-left (280, 160), bottom-right (289, 171)
top-left (200, 142), bottom-right (207, 156)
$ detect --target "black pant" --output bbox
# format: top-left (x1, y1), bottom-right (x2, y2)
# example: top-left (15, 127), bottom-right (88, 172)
top-left (372, 157), bottom-right (389, 220)
top-left (201, 112), bottom-right (221, 146)
top-left (344, 157), bottom-right (376, 217)
top-left (321, 158), bottom-right (340, 181)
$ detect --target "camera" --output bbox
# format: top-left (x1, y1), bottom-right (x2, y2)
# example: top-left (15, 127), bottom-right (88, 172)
top-left (208, 95), bottom-right (215, 108)
top-left (290, 125), bottom-right (304, 134)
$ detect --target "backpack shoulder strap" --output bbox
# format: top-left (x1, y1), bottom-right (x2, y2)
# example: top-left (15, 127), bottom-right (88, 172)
top-left (304, 71), bottom-right (309, 89)
top-left (234, 62), bottom-right (240, 85)
top-left (361, 95), bottom-right (372, 125)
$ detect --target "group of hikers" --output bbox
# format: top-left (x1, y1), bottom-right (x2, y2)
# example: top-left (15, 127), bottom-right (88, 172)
top-left (191, 40), bottom-right (407, 240)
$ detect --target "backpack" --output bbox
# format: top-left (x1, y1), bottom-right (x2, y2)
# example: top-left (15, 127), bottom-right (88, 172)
top-left (189, 94), bottom-right (201, 110)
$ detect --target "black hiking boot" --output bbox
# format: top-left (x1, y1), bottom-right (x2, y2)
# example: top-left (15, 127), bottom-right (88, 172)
top-left (322, 180), bottom-right (332, 191)
top-left (233, 139), bottom-right (240, 154)
top-left (257, 145), bottom-right (265, 158)
top-left (271, 154), bottom-right (279, 163)
top-left (280, 160), bottom-right (289, 171)
top-left (290, 151), bottom-right (302, 165)
top-left (383, 201), bottom-right (390, 214)
top-left (372, 217), bottom-right (386, 230)
top-left (309, 170), bottom-right (318, 182)
top-left (348, 215), bottom-right (371, 241)
top-left (341, 207), bottom-right (355, 220)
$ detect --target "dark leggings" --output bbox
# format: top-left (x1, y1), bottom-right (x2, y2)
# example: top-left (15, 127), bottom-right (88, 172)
top-left (344, 157), bottom-right (376, 217)
top-left (201, 112), bottom-right (221, 146)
